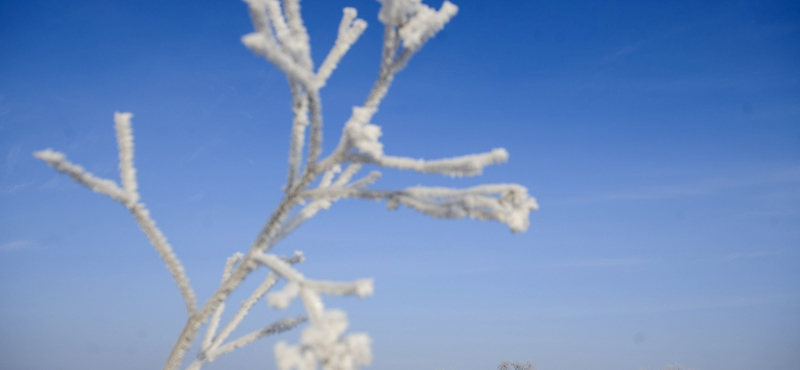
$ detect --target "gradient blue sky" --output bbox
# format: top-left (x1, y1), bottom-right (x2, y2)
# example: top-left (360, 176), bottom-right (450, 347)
top-left (1, 1), bottom-right (799, 369)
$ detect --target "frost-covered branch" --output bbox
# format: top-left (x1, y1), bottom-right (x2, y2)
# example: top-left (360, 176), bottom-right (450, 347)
top-left (242, 32), bottom-right (317, 88)
top-left (213, 315), bottom-right (308, 358)
top-left (304, 280), bottom-right (375, 298)
top-left (187, 316), bottom-right (307, 370)
top-left (499, 361), bottom-right (536, 370)
top-left (32, 149), bottom-right (129, 203)
top-left (352, 149), bottom-right (508, 177)
top-left (265, 1), bottom-right (294, 54)
top-left (317, 8), bottom-right (368, 87)
top-left (36, 2), bottom-right (537, 370)
top-left (201, 253), bottom-right (243, 352)
top-left (286, 83), bottom-right (309, 190)
top-left (251, 252), bottom-right (374, 370)
top-left (301, 184), bottom-right (539, 233)
top-left (192, 251), bottom-right (306, 369)
top-left (317, 0), bottom-right (460, 173)
top-left (370, 0), bottom-right (458, 106)
top-left (392, 0), bottom-right (458, 52)
top-left (250, 253), bottom-right (374, 307)
top-left (270, 164), bottom-right (379, 249)
top-left (242, 0), bottom-right (316, 88)
top-left (34, 113), bottom-right (197, 315)
top-left (243, 0), bottom-right (367, 193)
top-left (114, 112), bottom-right (139, 206)
top-left (129, 203), bottom-right (197, 314)
top-left (281, 0), bottom-right (312, 70)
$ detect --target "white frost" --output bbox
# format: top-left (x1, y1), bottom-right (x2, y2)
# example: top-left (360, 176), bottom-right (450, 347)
top-left (34, 1), bottom-right (538, 369)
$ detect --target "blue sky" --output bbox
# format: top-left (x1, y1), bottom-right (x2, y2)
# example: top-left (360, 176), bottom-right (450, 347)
top-left (1, 0), bottom-right (799, 369)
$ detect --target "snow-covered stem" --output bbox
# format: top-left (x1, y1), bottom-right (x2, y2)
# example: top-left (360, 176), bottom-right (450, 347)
top-left (351, 148), bottom-right (509, 177)
top-left (333, 163), bottom-right (363, 186)
top-left (129, 204), bottom-right (197, 314)
top-left (270, 165), bottom-right (375, 247)
top-left (366, 24), bottom-right (400, 109)
top-left (201, 305), bottom-right (225, 352)
top-left (396, 1), bottom-right (458, 51)
top-left (319, 165), bottom-right (341, 188)
top-left (301, 184), bottom-right (539, 233)
top-left (201, 253), bottom-right (243, 351)
top-left (32, 149), bottom-right (129, 203)
top-left (286, 81), bottom-right (309, 189)
top-left (116, 112), bottom-right (197, 314)
top-left (265, 0), bottom-right (293, 54)
top-left (33, 118), bottom-right (198, 315)
top-left (271, 201), bottom-right (329, 247)
top-left (114, 112), bottom-right (139, 206)
top-left (265, 0), bottom-right (313, 192)
top-left (498, 361), bottom-right (536, 370)
top-left (281, 0), bottom-right (312, 69)
top-left (242, 32), bottom-right (317, 88)
top-left (305, 279), bottom-right (375, 298)
top-left (347, 170), bottom-right (382, 189)
top-left (199, 252), bottom-right (305, 366)
top-left (187, 315), bottom-right (307, 370)
top-left (253, 253), bottom-right (304, 281)
top-left (312, 27), bottom-right (399, 172)
top-left (298, 288), bottom-right (324, 324)
top-left (162, 176), bottom-right (323, 370)
top-left (303, 90), bottom-right (324, 178)
top-left (315, 11), bottom-right (449, 172)
top-left (211, 315), bottom-right (308, 359)
top-left (210, 273), bottom-right (278, 356)
top-left (36, 1), bottom-right (537, 370)
top-left (241, 0), bottom-right (316, 87)
top-left (162, 168), bottom-right (322, 369)
top-left (253, 252), bottom-right (375, 307)
top-left (317, 8), bottom-right (368, 87)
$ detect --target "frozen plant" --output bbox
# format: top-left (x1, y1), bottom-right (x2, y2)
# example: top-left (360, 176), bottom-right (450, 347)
top-left (660, 364), bottom-right (696, 370)
top-left (498, 361), bottom-right (536, 370)
top-left (33, 0), bottom-right (538, 369)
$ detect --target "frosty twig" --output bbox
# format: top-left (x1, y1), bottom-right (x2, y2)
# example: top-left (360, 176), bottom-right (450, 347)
top-left (34, 1), bottom-right (537, 370)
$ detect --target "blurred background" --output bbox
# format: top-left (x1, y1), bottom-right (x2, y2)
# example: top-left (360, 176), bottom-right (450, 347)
top-left (1, 0), bottom-right (798, 369)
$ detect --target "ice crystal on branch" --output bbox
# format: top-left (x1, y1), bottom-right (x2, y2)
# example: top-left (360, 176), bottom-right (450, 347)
top-left (33, 1), bottom-right (537, 369)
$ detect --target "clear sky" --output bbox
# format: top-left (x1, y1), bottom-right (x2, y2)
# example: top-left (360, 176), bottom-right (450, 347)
top-left (1, 0), bottom-right (798, 370)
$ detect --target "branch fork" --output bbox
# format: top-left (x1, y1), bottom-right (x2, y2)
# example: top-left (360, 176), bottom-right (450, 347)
top-left (34, 1), bottom-right (537, 370)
